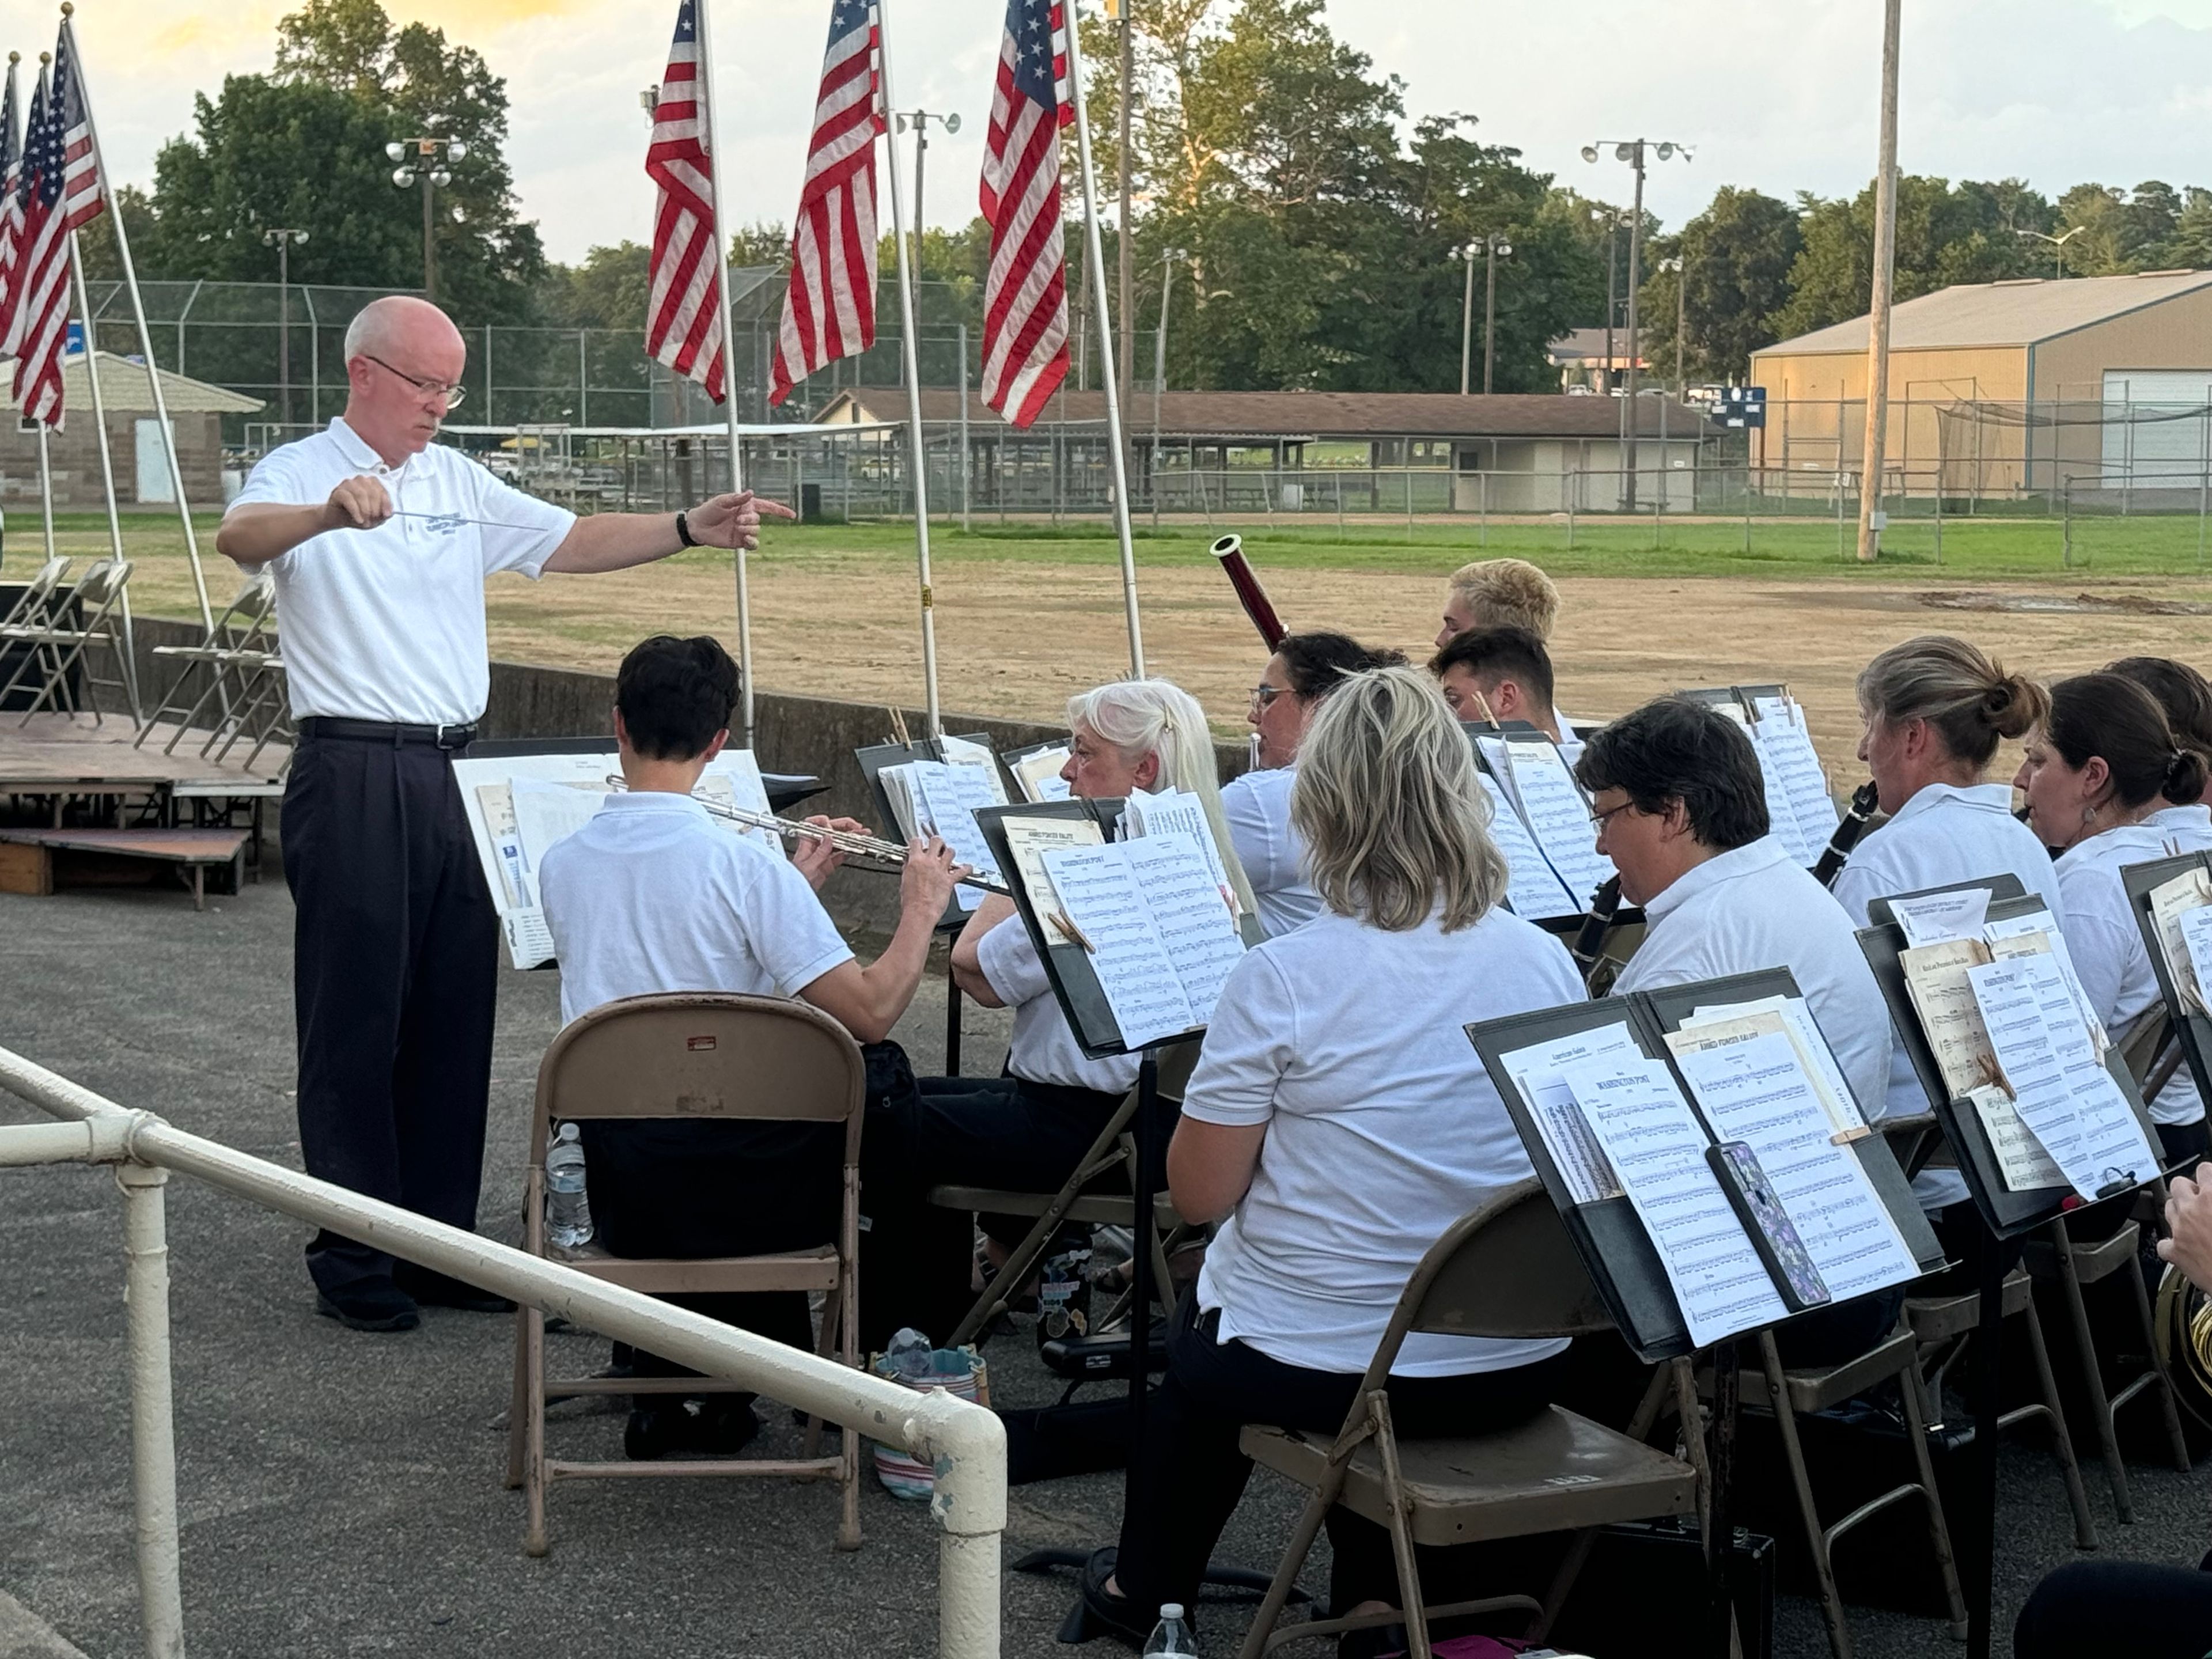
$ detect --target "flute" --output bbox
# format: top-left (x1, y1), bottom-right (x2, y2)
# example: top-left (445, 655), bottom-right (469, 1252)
top-left (601, 777), bottom-right (1011, 896)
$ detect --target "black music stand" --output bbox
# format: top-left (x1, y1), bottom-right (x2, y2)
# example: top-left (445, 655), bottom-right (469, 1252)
top-left (2123, 851), bottom-right (2212, 1137)
top-left (855, 734), bottom-right (1010, 1076)
top-left (1469, 972), bottom-right (1942, 1658)
top-left (971, 799), bottom-right (1277, 1628)
top-left (1857, 876), bottom-right (2160, 1659)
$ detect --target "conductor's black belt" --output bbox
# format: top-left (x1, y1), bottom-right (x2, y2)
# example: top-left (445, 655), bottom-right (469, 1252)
top-left (297, 716), bottom-right (480, 751)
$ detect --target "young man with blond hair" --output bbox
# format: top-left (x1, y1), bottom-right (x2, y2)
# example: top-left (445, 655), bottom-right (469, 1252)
top-left (1434, 557), bottom-right (1560, 650)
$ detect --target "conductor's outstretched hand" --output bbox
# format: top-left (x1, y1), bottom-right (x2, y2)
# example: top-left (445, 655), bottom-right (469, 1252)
top-left (323, 475), bottom-right (393, 531)
top-left (685, 490), bottom-right (800, 552)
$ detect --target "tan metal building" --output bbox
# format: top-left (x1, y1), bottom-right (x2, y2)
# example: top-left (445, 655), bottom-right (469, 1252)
top-left (1748, 271), bottom-right (2212, 496)
top-left (0, 351), bottom-right (262, 511)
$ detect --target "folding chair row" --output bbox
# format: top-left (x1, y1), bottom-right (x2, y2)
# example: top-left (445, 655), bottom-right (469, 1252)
top-left (138, 570), bottom-right (290, 767)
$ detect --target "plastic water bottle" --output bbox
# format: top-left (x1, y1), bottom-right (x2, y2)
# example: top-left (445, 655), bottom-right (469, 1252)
top-left (886, 1327), bottom-right (934, 1383)
top-left (1142, 1604), bottom-right (1196, 1656)
top-left (545, 1123), bottom-right (593, 1249)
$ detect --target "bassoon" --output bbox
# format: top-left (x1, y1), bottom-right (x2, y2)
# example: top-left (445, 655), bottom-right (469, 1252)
top-left (1212, 535), bottom-right (1287, 650)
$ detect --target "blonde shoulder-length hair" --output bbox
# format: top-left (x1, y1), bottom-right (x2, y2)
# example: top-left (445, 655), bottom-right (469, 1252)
top-left (1291, 665), bottom-right (1508, 932)
top-left (1066, 677), bottom-right (1258, 918)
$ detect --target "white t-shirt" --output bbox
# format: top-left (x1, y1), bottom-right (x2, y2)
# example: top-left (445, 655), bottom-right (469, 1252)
top-left (1615, 836), bottom-right (1893, 1122)
top-left (226, 417), bottom-right (577, 724)
top-left (1184, 903), bottom-right (1584, 1377)
top-left (2057, 817), bottom-right (2212, 1126)
top-left (1831, 781), bottom-right (2062, 1205)
top-left (539, 792), bottom-right (854, 1029)
top-left (1221, 764), bottom-right (1322, 939)
top-left (975, 915), bottom-right (1143, 1095)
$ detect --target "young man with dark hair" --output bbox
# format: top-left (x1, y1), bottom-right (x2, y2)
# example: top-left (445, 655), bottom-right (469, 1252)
top-left (537, 634), bottom-right (960, 1458)
top-left (1430, 624), bottom-right (1573, 752)
top-left (1577, 696), bottom-right (1901, 1363)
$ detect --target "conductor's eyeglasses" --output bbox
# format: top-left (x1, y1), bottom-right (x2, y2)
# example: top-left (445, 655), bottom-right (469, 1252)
top-left (365, 354), bottom-right (468, 408)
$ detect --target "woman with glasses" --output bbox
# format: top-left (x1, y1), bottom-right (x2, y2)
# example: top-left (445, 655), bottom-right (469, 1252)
top-left (1226, 631), bottom-right (1406, 937)
top-left (213, 295), bottom-right (796, 1335)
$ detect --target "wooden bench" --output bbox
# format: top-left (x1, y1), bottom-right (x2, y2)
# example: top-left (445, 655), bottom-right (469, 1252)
top-left (0, 827), bottom-right (250, 910)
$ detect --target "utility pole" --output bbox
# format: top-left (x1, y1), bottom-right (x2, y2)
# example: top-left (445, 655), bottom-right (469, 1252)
top-left (1152, 246), bottom-right (1186, 529)
top-left (262, 226), bottom-right (309, 431)
top-left (1115, 0), bottom-right (1134, 403)
top-left (1584, 138), bottom-right (1690, 510)
top-left (1482, 232), bottom-right (1513, 395)
top-left (1857, 0), bottom-right (1902, 563)
top-left (1457, 243), bottom-right (1477, 396)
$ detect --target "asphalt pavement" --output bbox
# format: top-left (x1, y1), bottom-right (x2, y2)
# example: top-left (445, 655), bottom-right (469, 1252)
top-left (2, 876), bottom-right (2209, 1657)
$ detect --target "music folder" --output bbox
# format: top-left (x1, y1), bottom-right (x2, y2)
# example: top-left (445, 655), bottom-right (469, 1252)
top-left (1467, 969), bottom-right (1942, 1363)
top-left (2123, 850), bottom-right (2212, 1121)
top-left (855, 733), bottom-right (1010, 930)
top-left (974, 800), bottom-right (1264, 1060)
top-left (1857, 876), bottom-right (2161, 1237)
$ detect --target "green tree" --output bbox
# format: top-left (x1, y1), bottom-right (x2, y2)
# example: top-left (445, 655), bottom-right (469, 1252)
top-left (1635, 186), bottom-right (1801, 384)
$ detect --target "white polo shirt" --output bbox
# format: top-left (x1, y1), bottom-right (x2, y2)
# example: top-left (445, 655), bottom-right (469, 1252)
top-left (1831, 781), bottom-right (2062, 1206)
top-left (975, 915), bottom-right (1143, 1096)
top-left (226, 417), bottom-right (577, 724)
top-left (539, 792), bottom-right (854, 1029)
top-left (1614, 835), bottom-right (1893, 1122)
top-left (2057, 817), bottom-right (2212, 1126)
top-left (1184, 903), bottom-right (1583, 1377)
top-left (1222, 764), bottom-right (1323, 938)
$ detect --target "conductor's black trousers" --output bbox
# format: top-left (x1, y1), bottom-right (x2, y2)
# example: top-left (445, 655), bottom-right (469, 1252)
top-left (282, 719), bottom-right (498, 1299)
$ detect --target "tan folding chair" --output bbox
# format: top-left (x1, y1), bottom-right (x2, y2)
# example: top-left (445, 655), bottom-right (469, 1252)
top-left (927, 1036), bottom-right (1201, 1347)
top-left (138, 571), bottom-right (288, 762)
top-left (503, 992), bottom-right (866, 1556)
top-left (0, 558), bottom-right (138, 725)
top-left (1234, 1179), bottom-right (1700, 1659)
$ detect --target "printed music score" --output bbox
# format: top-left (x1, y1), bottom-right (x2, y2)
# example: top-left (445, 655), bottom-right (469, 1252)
top-left (1041, 832), bottom-right (1246, 1050)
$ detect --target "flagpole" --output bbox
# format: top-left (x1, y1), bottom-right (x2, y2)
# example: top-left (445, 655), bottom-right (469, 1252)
top-left (60, 6), bottom-right (213, 633)
top-left (690, 0), bottom-right (758, 749)
top-left (35, 422), bottom-right (52, 562)
top-left (67, 229), bottom-right (140, 719)
top-left (873, 0), bottom-right (942, 737)
top-left (1059, 6), bottom-right (1144, 679)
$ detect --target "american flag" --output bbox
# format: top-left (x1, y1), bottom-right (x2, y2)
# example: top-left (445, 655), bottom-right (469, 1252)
top-left (978, 0), bottom-right (1073, 429)
top-left (8, 63), bottom-right (75, 429)
top-left (0, 59), bottom-right (22, 356)
top-left (51, 24), bottom-right (102, 237)
top-left (645, 0), bottom-right (727, 403)
top-left (766, 0), bottom-right (882, 409)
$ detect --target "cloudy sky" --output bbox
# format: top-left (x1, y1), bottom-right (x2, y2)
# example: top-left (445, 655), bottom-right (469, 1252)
top-left (17, 0), bottom-right (2212, 264)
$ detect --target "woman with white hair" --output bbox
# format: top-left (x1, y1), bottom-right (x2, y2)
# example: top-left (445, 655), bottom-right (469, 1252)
top-left (857, 678), bottom-right (1252, 1347)
top-left (1081, 665), bottom-right (1584, 1645)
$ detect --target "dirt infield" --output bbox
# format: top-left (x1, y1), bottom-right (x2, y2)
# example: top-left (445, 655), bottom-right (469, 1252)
top-left (491, 558), bottom-right (2212, 782)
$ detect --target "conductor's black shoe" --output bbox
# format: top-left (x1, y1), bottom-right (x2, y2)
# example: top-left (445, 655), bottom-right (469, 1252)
top-left (1076, 1548), bottom-right (1158, 1648)
top-left (315, 1284), bottom-right (420, 1333)
top-left (394, 1264), bottom-right (514, 1313)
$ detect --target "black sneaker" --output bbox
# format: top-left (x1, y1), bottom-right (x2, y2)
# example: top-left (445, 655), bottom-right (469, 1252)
top-left (315, 1283), bottom-right (421, 1333)
top-left (393, 1263), bottom-right (514, 1313)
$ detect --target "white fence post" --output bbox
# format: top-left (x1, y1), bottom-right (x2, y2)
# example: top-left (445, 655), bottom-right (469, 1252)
top-left (120, 1161), bottom-right (185, 1659)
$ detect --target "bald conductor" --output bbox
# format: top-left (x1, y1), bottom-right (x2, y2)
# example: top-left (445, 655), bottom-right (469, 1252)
top-left (217, 297), bottom-right (796, 1332)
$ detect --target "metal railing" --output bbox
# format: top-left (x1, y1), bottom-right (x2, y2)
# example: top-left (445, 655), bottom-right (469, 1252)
top-left (0, 1044), bottom-right (1006, 1659)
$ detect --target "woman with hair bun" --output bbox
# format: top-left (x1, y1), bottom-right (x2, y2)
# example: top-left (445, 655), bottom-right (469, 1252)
top-left (2108, 654), bottom-right (2212, 818)
top-left (2018, 672), bottom-right (2212, 1162)
top-left (1830, 636), bottom-right (2062, 1218)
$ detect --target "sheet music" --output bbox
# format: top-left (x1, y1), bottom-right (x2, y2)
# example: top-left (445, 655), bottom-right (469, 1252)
top-left (1892, 888), bottom-right (1992, 948)
top-left (474, 781), bottom-right (532, 910)
top-left (1497, 1025), bottom-right (1637, 1204)
top-left (2180, 907), bottom-right (2212, 1026)
top-left (908, 760), bottom-right (1007, 912)
top-left (2150, 868), bottom-right (2212, 1014)
top-left (1685, 996), bottom-right (1868, 1134)
top-left (1985, 921), bottom-right (2109, 1056)
top-left (1748, 694), bottom-right (1840, 863)
top-left (1712, 700), bottom-right (1811, 866)
top-left (511, 779), bottom-right (608, 877)
top-left (1473, 736), bottom-right (1524, 817)
top-left (1125, 787), bottom-right (1237, 914)
top-left (1472, 770), bottom-right (1580, 919)
top-left (1900, 937), bottom-right (2001, 1099)
top-left (1501, 738), bottom-right (1615, 907)
top-left (1566, 1056), bottom-right (1791, 1349)
top-left (1043, 843), bottom-right (1196, 1047)
top-left (1668, 1030), bottom-right (1921, 1301)
top-left (1000, 816), bottom-right (1104, 921)
top-left (1968, 1082), bottom-right (2066, 1192)
top-left (695, 747), bottom-right (781, 852)
top-left (938, 733), bottom-right (1011, 804)
top-left (1124, 834), bottom-right (1247, 1025)
top-left (503, 909), bottom-right (554, 967)
top-left (1968, 956), bottom-right (2159, 1199)
top-left (1012, 745), bottom-right (1073, 803)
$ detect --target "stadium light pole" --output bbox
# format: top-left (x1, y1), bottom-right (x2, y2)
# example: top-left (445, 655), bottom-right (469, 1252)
top-left (892, 109), bottom-right (960, 388)
top-left (1583, 138), bottom-right (1692, 510)
top-left (2017, 225), bottom-right (2084, 281)
top-left (262, 227), bottom-right (309, 432)
top-left (386, 135), bottom-right (466, 301)
top-left (1660, 253), bottom-right (1686, 394)
top-left (1150, 245), bottom-right (1189, 530)
top-left (1857, 0), bottom-right (1901, 563)
top-left (1482, 232), bottom-right (1513, 395)
top-left (1455, 241), bottom-right (1479, 395)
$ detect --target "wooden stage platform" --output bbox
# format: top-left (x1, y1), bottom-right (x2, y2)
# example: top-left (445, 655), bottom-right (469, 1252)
top-left (0, 713), bottom-right (286, 808)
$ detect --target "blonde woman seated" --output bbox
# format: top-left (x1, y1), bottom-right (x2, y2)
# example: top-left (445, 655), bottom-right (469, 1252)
top-left (2017, 673), bottom-right (2212, 1165)
top-left (858, 678), bottom-right (1254, 1350)
top-left (1082, 666), bottom-right (1584, 1645)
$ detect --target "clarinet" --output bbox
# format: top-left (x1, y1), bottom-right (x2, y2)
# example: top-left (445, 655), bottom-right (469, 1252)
top-left (1813, 781), bottom-right (1881, 888)
top-left (1572, 874), bottom-right (1625, 993)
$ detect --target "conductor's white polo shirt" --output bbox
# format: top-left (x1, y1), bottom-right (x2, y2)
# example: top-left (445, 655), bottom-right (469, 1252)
top-left (225, 417), bottom-right (576, 724)
top-left (1222, 764), bottom-right (1323, 938)
top-left (1614, 835), bottom-right (1894, 1123)
top-left (539, 792), bottom-right (854, 1029)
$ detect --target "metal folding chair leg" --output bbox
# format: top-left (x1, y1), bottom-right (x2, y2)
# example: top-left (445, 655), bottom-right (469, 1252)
top-left (2018, 1297), bottom-right (2101, 1551)
top-left (2051, 1228), bottom-right (2135, 1522)
top-left (1756, 1335), bottom-right (1855, 1659)
top-left (2122, 1248), bottom-right (2194, 1475)
top-left (1893, 1340), bottom-right (1969, 1640)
